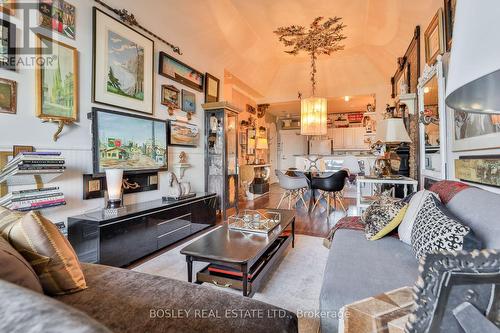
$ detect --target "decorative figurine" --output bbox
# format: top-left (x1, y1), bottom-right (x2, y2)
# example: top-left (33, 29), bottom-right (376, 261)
top-left (165, 172), bottom-right (191, 199)
top-left (178, 151), bottom-right (188, 163)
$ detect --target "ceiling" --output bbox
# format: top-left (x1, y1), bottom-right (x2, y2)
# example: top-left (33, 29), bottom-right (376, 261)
top-left (109, 0), bottom-right (441, 103)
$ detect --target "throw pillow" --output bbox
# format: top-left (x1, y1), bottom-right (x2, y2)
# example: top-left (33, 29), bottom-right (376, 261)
top-left (0, 206), bottom-right (24, 237)
top-left (0, 235), bottom-right (43, 293)
top-left (363, 196), bottom-right (407, 240)
top-left (410, 195), bottom-right (482, 259)
top-left (398, 190), bottom-right (440, 245)
top-left (7, 211), bottom-right (87, 295)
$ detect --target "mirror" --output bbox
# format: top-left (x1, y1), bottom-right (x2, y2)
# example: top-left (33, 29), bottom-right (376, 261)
top-left (422, 75), bottom-right (441, 172)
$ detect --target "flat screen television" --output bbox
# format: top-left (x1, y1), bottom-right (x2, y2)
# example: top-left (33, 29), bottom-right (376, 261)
top-left (92, 107), bottom-right (168, 174)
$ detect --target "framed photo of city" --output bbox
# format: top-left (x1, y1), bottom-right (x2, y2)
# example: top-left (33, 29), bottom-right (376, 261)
top-left (39, 0), bottom-right (76, 40)
top-left (0, 19), bottom-right (15, 71)
top-left (92, 108), bottom-right (168, 174)
top-left (168, 120), bottom-right (199, 147)
top-left (35, 34), bottom-right (78, 121)
top-left (159, 52), bottom-right (204, 92)
top-left (93, 7), bottom-right (154, 115)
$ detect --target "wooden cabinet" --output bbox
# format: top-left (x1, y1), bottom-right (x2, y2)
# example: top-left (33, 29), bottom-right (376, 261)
top-left (68, 194), bottom-right (217, 267)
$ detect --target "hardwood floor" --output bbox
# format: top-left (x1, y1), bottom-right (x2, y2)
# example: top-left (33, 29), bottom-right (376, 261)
top-left (233, 183), bottom-right (356, 238)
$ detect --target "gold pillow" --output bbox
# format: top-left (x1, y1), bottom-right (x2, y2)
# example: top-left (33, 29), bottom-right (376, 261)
top-left (0, 206), bottom-right (24, 237)
top-left (7, 211), bottom-right (87, 295)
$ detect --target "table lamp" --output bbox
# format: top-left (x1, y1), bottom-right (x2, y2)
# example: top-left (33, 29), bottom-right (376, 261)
top-left (104, 169), bottom-right (125, 215)
top-left (255, 137), bottom-right (268, 164)
top-left (446, 0), bottom-right (500, 115)
top-left (374, 118), bottom-right (411, 176)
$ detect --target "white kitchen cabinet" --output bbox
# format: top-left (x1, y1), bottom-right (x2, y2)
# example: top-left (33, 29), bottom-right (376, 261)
top-left (329, 127), bottom-right (367, 149)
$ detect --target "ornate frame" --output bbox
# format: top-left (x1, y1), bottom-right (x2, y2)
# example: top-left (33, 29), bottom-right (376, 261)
top-left (0, 77), bottom-right (16, 114)
top-left (424, 8), bottom-right (445, 65)
top-left (417, 55), bottom-right (447, 186)
top-left (407, 249), bottom-right (500, 332)
top-left (391, 26), bottom-right (420, 98)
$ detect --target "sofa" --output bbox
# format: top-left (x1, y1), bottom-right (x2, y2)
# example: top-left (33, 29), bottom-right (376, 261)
top-left (319, 181), bottom-right (500, 332)
top-left (0, 221), bottom-right (298, 333)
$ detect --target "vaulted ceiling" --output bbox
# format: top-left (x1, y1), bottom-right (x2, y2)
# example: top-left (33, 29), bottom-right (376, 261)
top-left (109, 0), bottom-right (441, 103)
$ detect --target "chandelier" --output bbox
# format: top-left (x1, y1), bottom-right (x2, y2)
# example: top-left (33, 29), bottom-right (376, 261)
top-left (274, 17), bottom-right (346, 136)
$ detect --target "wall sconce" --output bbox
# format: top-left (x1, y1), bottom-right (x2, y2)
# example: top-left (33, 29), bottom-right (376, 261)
top-left (419, 109), bottom-right (439, 125)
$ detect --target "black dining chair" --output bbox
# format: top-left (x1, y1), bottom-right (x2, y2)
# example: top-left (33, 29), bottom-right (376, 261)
top-left (311, 170), bottom-right (349, 216)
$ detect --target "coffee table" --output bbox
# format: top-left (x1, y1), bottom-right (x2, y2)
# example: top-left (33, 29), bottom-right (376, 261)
top-left (180, 209), bottom-right (295, 297)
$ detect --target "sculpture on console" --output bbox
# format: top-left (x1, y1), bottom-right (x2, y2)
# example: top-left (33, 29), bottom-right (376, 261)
top-left (165, 172), bottom-right (191, 199)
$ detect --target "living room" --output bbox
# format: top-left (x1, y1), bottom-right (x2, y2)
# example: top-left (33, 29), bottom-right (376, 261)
top-left (0, 1), bottom-right (499, 333)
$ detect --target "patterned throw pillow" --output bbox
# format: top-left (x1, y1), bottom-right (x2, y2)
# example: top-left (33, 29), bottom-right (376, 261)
top-left (362, 196), bottom-right (407, 240)
top-left (410, 195), bottom-right (482, 259)
top-left (7, 211), bottom-right (87, 295)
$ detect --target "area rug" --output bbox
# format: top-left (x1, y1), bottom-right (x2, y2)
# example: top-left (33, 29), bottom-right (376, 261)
top-left (133, 230), bottom-right (329, 333)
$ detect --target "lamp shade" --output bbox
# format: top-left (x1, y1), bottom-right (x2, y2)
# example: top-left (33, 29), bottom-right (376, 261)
top-left (446, 0), bottom-right (500, 114)
top-left (105, 169), bottom-right (123, 201)
top-left (301, 97), bottom-right (327, 135)
top-left (375, 118), bottom-right (411, 144)
top-left (256, 137), bottom-right (268, 149)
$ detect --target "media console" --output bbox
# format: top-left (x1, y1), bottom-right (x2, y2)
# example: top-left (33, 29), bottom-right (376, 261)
top-left (68, 193), bottom-right (217, 267)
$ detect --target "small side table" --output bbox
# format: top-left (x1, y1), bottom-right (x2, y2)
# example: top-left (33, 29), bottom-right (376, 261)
top-left (356, 176), bottom-right (418, 213)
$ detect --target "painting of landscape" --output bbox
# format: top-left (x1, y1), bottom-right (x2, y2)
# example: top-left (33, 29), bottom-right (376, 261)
top-left (96, 111), bottom-right (167, 173)
top-left (169, 121), bottom-right (199, 147)
top-left (455, 158), bottom-right (500, 187)
top-left (107, 31), bottom-right (144, 101)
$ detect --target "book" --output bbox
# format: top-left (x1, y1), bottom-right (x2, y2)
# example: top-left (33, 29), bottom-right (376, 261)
top-left (12, 187), bottom-right (59, 195)
top-left (18, 165), bottom-right (66, 171)
top-left (18, 152), bottom-right (61, 156)
top-left (9, 196), bottom-right (65, 209)
top-left (15, 201), bottom-right (66, 212)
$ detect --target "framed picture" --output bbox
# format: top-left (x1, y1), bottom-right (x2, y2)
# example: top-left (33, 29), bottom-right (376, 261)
top-left (159, 52), bottom-right (204, 92)
top-left (391, 26), bottom-right (420, 98)
top-left (39, 0), bottom-right (76, 40)
top-left (424, 8), bottom-right (445, 65)
top-left (35, 34), bottom-right (78, 122)
top-left (246, 104), bottom-right (256, 114)
top-left (91, 107), bottom-right (168, 174)
top-left (181, 89), bottom-right (196, 113)
top-left (454, 156), bottom-right (500, 188)
top-left (161, 85), bottom-right (180, 108)
top-left (168, 120), bottom-right (199, 147)
top-left (93, 7), bottom-right (154, 115)
top-left (452, 110), bottom-right (500, 151)
top-left (0, 77), bottom-right (16, 114)
top-left (444, 0), bottom-right (456, 52)
top-left (0, 19), bottom-right (16, 71)
top-left (0, 1), bottom-right (15, 16)
top-left (204, 72), bottom-right (219, 103)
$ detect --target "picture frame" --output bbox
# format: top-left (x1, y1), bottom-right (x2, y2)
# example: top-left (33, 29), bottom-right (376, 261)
top-left (454, 156), bottom-right (500, 188)
top-left (0, 19), bottom-right (16, 71)
top-left (451, 110), bottom-right (500, 151)
top-left (161, 85), bottom-right (180, 108)
top-left (391, 26), bottom-right (420, 98)
top-left (158, 52), bottom-right (204, 92)
top-left (444, 0), bottom-right (456, 52)
top-left (39, 0), bottom-right (76, 40)
top-left (168, 120), bottom-right (199, 147)
top-left (407, 250), bottom-right (500, 333)
top-left (181, 89), bottom-right (196, 113)
top-left (0, 0), bottom-right (15, 16)
top-left (92, 7), bottom-right (154, 115)
top-left (424, 8), bottom-right (445, 65)
top-left (35, 33), bottom-right (78, 122)
top-left (0, 77), bottom-right (16, 114)
top-left (204, 72), bottom-right (220, 103)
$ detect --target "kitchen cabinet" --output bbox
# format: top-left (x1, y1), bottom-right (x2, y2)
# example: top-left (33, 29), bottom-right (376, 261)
top-left (329, 127), bottom-right (367, 150)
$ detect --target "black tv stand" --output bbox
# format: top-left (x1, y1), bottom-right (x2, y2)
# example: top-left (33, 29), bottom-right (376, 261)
top-left (68, 193), bottom-right (217, 267)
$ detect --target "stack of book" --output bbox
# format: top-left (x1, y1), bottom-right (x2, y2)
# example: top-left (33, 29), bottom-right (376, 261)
top-left (0, 152), bottom-right (65, 184)
top-left (0, 187), bottom-right (66, 211)
top-left (0, 152), bottom-right (66, 211)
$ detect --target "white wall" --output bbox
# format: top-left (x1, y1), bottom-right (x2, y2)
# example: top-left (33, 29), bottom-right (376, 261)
top-left (0, 0), bottom-right (226, 224)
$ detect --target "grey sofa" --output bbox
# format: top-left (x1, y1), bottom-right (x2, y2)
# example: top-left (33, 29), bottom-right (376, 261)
top-left (1, 263), bottom-right (298, 333)
top-left (319, 181), bottom-right (500, 332)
